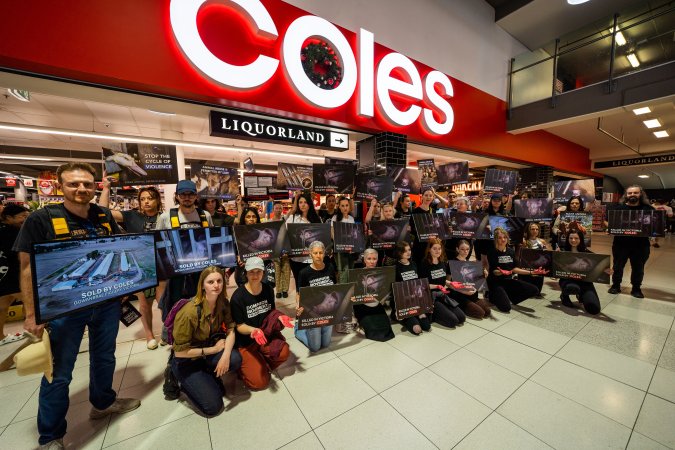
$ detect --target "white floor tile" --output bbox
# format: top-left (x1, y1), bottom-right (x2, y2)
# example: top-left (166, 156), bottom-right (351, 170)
top-left (626, 431), bottom-right (671, 450)
top-left (429, 348), bottom-right (525, 409)
top-left (0, 379), bottom-right (39, 427)
top-left (314, 396), bottom-right (435, 449)
top-left (104, 414), bottom-right (209, 449)
top-left (278, 431), bottom-right (324, 450)
top-left (275, 336), bottom-right (337, 379)
top-left (102, 382), bottom-right (195, 447)
top-left (555, 339), bottom-right (656, 390)
top-left (466, 333), bottom-right (550, 377)
top-left (282, 358), bottom-right (376, 428)
top-left (209, 382), bottom-right (310, 450)
top-left (381, 369), bottom-right (491, 448)
top-left (494, 319), bottom-right (571, 354)
top-left (329, 332), bottom-right (376, 356)
top-left (428, 321), bottom-right (488, 347)
top-left (454, 412), bottom-right (553, 450)
top-left (118, 346), bottom-right (171, 390)
top-left (635, 394), bottom-right (675, 448)
top-left (649, 367), bottom-right (675, 404)
top-left (339, 343), bottom-right (424, 392)
top-left (0, 417), bottom-right (38, 449)
top-left (602, 303), bottom-right (673, 329)
top-left (531, 357), bottom-right (645, 427)
top-left (386, 328), bottom-right (460, 366)
top-left (470, 309), bottom-right (515, 331)
top-left (498, 381), bottom-right (632, 450)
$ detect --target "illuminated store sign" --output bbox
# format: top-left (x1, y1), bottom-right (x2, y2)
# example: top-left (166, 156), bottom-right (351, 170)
top-left (593, 153), bottom-right (675, 169)
top-left (210, 111), bottom-right (349, 150)
top-left (170, 0), bottom-right (454, 135)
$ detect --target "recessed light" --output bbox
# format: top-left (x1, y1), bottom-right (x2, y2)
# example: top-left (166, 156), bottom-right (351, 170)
top-left (7, 89), bottom-right (30, 102)
top-left (654, 131), bottom-right (669, 138)
top-left (0, 155), bottom-right (53, 161)
top-left (637, 174), bottom-right (650, 178)
top-left (148, 110), bottom-right (176, 116)
top-left (567, 0), bottom-right (591, 4)
top-left (632, 107), bottom-right (651, 115)
top-left (627, 53), bottom-right (640, 68)
top-left (643, 119), bottom-right (661, 128)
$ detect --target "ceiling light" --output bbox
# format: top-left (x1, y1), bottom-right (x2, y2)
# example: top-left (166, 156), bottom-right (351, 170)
top-left (0, 155), bottom-right (53, 161)
top-left (567, 0), bottom-right (591, 4)
top-left (609, 28), bottom-right (627, 46)
top-left (148, 110), bottom-right (176, 116)
top-left (643, 119), bottom-right (661, 128)
top-left (632, 107), bottom-right (651, 115)
top-left (7, 89), bottom-right (30, 102)
top-left (637, 174), bottom-right (650, 178)
top-left (626, 53), bottom-right (640, 68)
top-left (0, 123), bottom-right (325, 161)
top-left (468, 172), bottom-right (474, 176)
top-left (654, 131), bottom-right (669, 138)
top-left (405, 166), bottom-right (418, 170)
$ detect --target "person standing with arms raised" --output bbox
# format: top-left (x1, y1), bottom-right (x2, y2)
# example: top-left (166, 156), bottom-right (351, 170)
top-left (14, 163), bottom-right (140, 449)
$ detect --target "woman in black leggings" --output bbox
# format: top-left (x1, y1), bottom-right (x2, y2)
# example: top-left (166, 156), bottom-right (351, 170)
top-left (486, 227), bottom-right (543, 312)
top-left (558, 230), bottom-right (608, 315)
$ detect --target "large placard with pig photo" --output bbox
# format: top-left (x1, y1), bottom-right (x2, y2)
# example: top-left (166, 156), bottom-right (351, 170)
top-left (297, 283), bottom-right (356, 330)
top-left (347, 266), bottom-right (395, 304)
top-left (392, 278), bottom-right (433, 320)
top-left (103, 143), bottom-right (178, 186)
top-left (286, 223), bottom-right (331, 257)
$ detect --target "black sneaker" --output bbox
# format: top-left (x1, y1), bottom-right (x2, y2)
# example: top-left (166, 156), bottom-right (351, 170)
top-left (631, 288), bottom-right (645, 299)
top-left (608, 285), bottom-right (621, 295)
top-left (163, 365), bottom-right (180, 400)
top-left (276, 292), bottom-right (282, 299)
top-left (560, 294), bottom-right (575, 308)
top-left (282, 292), bottom-right (288, 298)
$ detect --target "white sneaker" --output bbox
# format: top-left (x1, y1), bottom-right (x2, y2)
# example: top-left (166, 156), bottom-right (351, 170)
top-left (38, 438), bottom-right (64, 449)
top-left (90, 397), bottom-right (141, 419)
top-left (146, 339), bottom-right (158, 350)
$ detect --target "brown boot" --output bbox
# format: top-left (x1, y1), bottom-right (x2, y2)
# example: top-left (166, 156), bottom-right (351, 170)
top-left (476, 299), bottom-right (492, 317)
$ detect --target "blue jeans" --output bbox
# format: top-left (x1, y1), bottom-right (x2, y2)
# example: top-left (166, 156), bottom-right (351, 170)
top-left (171, 349), bottom-right (242, 416)
top-left (294, 323), bottom-right (332, 352)
top-left (38, 300), bottom-right (121, 445)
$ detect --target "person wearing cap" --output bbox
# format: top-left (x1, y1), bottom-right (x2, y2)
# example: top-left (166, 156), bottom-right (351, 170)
top-left (0, 203), bottom-right (30, 345)
top-left (229, 257), bottom-right (292, 390)
top-left (13, 163), bottom-right (140, 449)
top-left (156, 179), bottom-right (214, 344)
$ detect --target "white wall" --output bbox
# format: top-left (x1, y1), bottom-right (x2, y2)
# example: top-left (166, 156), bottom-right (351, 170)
top-left (511, 48), bottom-right (554, 107)
top-left (283, 0), bottom-right (528, 101)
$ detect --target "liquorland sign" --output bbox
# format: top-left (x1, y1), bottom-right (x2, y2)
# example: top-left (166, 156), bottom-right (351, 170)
top-left (170, 0), bottom-right (454, 135)
top-left (593, 153), bottom-right (675, 169)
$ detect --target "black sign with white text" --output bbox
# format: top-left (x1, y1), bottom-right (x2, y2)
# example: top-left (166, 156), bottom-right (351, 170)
top-left (210, 111), bottom-right (349, 151)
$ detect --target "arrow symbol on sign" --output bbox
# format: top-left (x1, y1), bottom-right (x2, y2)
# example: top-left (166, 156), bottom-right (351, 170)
top-left (336, 138), bottom-right (344, 143)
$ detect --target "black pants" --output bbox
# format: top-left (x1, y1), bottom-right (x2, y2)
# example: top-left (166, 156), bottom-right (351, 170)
top-left (401, 315), bottom-right (432, 335)
top-left (612, 242), bottom-right (650, 289)
top-left (559, 279), bottom-right (601, 315)
top-left (431, 292), bottom-right (466, 328)
top-left (487, 277), bottom-right (539, 312)
top-left (518, 274), bottom-right (544, 294)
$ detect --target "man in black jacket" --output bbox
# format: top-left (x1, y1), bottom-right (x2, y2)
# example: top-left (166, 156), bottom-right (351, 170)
top-left (608, 185), bottom-right (654, 298)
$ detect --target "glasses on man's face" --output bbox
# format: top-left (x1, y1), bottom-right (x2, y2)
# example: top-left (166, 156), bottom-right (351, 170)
top-left (64, 181), bottom-right (95, 190)
top-left (178, 192), bottom-right (196, 198)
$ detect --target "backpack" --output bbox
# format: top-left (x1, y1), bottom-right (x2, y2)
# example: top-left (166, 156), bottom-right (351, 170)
top-left (164, 299), bottom-right (202, 346)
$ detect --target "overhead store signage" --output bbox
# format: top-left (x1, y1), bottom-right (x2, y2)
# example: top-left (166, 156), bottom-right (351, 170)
top-left (593, 153), bottom-right (675, 169)
top-left (172, 0), bottom-right (454, 136)
top-left (209, 111), bottom-right (348, 150)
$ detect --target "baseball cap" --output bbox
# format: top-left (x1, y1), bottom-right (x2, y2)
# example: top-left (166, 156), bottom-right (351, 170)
top-left (176, 180), bottom-right (197, 194)
top-left (490, 193), bottom-right (502, 201)
top-left (245, 257), bottom-right (265, 272)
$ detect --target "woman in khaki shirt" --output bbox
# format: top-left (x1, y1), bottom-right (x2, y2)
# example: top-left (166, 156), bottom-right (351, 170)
top-left (171, 266), bottom-right (242, 416)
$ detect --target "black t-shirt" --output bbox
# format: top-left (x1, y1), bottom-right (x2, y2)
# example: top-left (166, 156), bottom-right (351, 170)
top-left (395, 261), bottom-right (419, 282)
top-left (0, 224), bottom-right (21, 295)
top-left (319, 209), bottom-right (337, 223)
top-left (298, 264), bottom-right (336, 288)
top-left (230, 283), bottom-right (276, 347)
top-left (395, 208), bottom-right (412, 220)
top-left (609, 203), bottom-right (654, 247)
top-left (419, 260), bottom-right (447, 287)
top-left (14, 203), bottom-right (122, 253)
top-left (121, 210), bottom-right (158, 233)
top-left (486, 246), bottom-right (516, 281)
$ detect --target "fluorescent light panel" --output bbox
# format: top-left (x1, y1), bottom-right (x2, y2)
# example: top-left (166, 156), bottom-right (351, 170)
top-left (0, 123), bottom-right (325, 161)
top-left (632, 107), bottom-right (651, 115)
top-left (637, 174), bottom-right (650, 178)
top-left (627, 53), bottom-right (640, 68)
top-left (0, 155), bottom-right (53, 161)
top-left (654, 131), bottom-right (669, 138)
top-left (609, 27), bottom-right (627, 46)
top-left (643, 119), bottom-right (661, 128)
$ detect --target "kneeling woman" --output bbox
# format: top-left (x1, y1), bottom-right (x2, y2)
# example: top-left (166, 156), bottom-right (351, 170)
top-left (171, 266), bottom-right (242, 416)
top-left (295, 241), bottom-right (336, 352)
top-left (230, 257), bottom-right (293, 390)
top-left (419, 238), bottom-right (466, 328)
top-left (352, 249), bottom-right (395, 341)
top-left (486, 228), bottom-right (542, 312)
top-left (450, 240), bottom-right (491, 319)
top-left (394, 241), bottom-right (432, 335)
top-left (558, 230), bottom-right (605, 315)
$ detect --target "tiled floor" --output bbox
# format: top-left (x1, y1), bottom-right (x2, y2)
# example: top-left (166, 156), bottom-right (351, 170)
top-left (1, 234), bottom-right (675, 449)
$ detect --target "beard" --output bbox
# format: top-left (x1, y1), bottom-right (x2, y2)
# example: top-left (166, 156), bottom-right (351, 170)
top-left (627, 197), bottom-right (639, 204)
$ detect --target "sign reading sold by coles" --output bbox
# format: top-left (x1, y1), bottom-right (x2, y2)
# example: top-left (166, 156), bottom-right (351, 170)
top-left (170, 0), bottom-right (454, 136)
